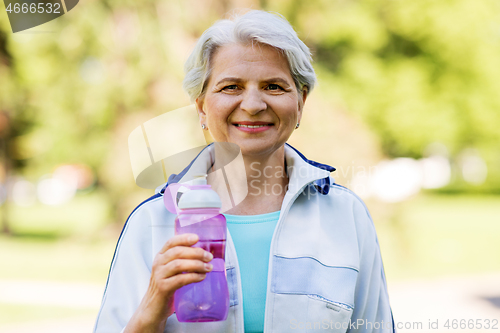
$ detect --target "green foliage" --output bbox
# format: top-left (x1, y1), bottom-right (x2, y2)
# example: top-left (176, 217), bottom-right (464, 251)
top-left (1, 0), bottom-right (500, 225)
top-left (290, 0), bottom-right (500, 163)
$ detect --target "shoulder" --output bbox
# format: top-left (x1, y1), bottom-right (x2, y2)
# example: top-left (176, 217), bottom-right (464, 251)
top-left (119, 192), bottom-right (170, 240)
top-left (328, 181), bottom-right (372, 216)
top-left (323, 179), bottom-right (377, 240)
top-left (127, 192), bottom-right (164, 221)
top-left (109, 193), bottom-right (173, 267)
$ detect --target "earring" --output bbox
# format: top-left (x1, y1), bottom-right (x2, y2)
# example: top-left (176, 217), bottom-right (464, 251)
top-left (295, 123), bottom-right (300, 129)
top-left (201, 124), bottom-right (206, 130)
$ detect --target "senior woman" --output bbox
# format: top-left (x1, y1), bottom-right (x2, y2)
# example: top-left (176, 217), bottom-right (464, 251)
top-left (94, 10), bottom-right (394, 333)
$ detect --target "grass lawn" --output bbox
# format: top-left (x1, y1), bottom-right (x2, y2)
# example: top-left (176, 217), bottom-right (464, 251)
top-left (0, 235), bottom-right (116, 283)
top-left (0, 302), bottom-right (98, 325)
top-left (373, 193), bottom-right (500, 281)
top-left (5, 190), bottom-right (110, 239)
top-left (0, 191), bottom-right (117, 283)
top-left (0, 192), bottom-right (118, 326)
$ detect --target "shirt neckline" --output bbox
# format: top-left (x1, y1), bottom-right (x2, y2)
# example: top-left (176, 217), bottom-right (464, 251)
top-left (224, 210), bottom-right (281, 224)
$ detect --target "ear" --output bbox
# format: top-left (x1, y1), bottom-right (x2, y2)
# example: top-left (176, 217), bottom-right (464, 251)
top-left (195, 96), bottom-right (214, 144)
top-left (195, 96), bottom-right (207, 126)
top-left (297, 87), bottom-right (308, 123)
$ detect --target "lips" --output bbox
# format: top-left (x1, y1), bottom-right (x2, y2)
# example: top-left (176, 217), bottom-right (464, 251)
top-left (236, 124), bottom-right (271, 128)
top-left (233, 121), bottom-right (274, 133)
top-left (233, 121), bottom-right (274, 127)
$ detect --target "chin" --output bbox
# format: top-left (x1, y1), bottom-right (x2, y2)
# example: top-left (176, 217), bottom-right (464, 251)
top-left (235, 141), bottom-right (281, 157)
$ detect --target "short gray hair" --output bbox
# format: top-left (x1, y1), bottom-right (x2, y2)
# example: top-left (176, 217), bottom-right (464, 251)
top-left (183, 10), bottom-right (316, 102)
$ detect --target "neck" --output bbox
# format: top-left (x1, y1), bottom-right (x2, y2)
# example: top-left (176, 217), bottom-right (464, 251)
top-left (208, 145), bottom-right (289, 215)
top-left (243, 145), bottom-right (288, 198)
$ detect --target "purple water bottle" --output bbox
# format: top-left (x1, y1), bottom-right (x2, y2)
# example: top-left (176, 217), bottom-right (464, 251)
top-left (164, 174), bottom-right (229, 322)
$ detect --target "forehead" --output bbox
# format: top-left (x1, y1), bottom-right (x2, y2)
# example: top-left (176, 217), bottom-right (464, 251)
top-left (209, 43), bottom-right (293, 82)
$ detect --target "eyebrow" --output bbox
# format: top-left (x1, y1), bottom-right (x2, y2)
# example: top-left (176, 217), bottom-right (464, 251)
top-left (215, 77), bottom-right (292, 87)
top-left (265, 77), bottom-right (292, 87)
top-left (215, 77), bottom-right (243, 86)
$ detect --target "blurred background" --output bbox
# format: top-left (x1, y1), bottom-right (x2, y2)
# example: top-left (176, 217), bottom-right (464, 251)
top-left (1, 0), bottom-right (499, 332)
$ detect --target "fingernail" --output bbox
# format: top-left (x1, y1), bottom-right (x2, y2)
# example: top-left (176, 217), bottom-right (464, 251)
top-left (188, 235), bottom-right (197, 243)
top-left (205, 263), bottom-right (213, 271)
top-left (204, 252), bottom-right (213, 261)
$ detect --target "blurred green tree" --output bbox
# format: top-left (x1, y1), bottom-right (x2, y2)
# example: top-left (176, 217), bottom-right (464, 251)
top-left (1, 0), bottom-right (500, 235)
top-left (272, 0), bottom-right (500, 161)
top-left (0, 27), bottom-right (36, 234)
top-left (263, 0), bottom-right (500, 189)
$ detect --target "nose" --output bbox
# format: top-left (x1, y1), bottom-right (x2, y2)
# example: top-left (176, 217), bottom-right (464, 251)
top-left (240, 88), bottom-right (266, 115)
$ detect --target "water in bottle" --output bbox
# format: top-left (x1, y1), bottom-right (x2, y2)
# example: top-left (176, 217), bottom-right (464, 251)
top-left (165, 174), bottom-right (230, 322)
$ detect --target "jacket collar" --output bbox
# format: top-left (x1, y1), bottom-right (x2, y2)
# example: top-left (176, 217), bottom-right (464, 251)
top-left (283, 143), bottom-right (334, 195)
top-left (159, 143), bottom-right (335, 197)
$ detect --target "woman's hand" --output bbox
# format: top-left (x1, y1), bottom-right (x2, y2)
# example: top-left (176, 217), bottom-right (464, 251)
top-left (124, 233), bottom-right (214, 333)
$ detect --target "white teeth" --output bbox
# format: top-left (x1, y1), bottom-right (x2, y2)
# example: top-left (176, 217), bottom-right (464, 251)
top-left (236, 124), bottom-right (269, 128)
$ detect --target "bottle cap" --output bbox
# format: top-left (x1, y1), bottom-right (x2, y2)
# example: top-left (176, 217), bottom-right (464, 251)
top-left (177, 174), bottom-right (222, 209)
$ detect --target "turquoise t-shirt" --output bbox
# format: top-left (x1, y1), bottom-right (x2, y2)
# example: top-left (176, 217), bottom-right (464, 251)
top-left (224, 211), bottom-right (280, 333)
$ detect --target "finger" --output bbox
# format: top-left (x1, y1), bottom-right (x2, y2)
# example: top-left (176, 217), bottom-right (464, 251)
top-left (159, 258), bottom-right (213, 279)
top-left (166, 272), bottom-right (207, 291)
top-left (157, 246), bottom-right (213, 266)
top-left (159, 233), bottom-right (198, 254)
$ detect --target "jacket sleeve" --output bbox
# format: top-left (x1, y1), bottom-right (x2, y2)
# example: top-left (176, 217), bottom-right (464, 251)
top-left (348, 197), bottom-right (395, 333)
top-left (93, 200), bottom-right (155, 333)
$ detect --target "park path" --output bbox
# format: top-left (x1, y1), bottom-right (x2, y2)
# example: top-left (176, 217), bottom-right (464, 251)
top-left (0, 272), bottom-right (499, 332)
top-left (388, 272), bottom-right (500, 332)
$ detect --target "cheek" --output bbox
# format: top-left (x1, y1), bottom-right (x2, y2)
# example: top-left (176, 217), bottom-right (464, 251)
top-left (205, 96), bottom-right (237, 122)
top-left (276, 98), bottom-right (300, 123)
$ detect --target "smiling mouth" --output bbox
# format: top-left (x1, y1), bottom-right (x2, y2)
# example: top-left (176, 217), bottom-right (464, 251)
top-left (234, 124), bottom-right (273, 128)
top-left (232, 122), bottom-right (274, 133)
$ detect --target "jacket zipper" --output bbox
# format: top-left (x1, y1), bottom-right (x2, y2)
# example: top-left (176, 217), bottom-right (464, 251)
top-left (262, 181), bottom-right (313, 332)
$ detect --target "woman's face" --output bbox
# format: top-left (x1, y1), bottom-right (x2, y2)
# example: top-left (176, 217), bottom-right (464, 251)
top-left (195, 43), bottom-right (307, 158)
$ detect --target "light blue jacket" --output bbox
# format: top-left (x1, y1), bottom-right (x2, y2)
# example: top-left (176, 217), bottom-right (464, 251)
top-left (94, 143), bottom-right (395, 332)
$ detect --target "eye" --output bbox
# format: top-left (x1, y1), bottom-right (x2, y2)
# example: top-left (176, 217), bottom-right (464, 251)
top-left (267, 84), bottom-right (284, 91)
top-left (222, 84), bottom-right (238, 91)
